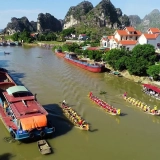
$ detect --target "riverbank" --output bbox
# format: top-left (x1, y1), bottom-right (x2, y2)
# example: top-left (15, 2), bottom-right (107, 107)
top-left (105, 63), bottom-right (160, 87)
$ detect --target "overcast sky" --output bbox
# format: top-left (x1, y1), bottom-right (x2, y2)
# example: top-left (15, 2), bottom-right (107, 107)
top-left (0, 0), bottom-right (159, 29)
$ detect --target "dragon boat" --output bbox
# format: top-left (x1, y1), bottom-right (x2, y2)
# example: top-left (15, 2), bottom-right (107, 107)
top-left (60, 102), bottom-right (89, 131)
top-left (123, 94), bottom-right (160, 116)
top-left (88, 92), bottom-right (121, 116)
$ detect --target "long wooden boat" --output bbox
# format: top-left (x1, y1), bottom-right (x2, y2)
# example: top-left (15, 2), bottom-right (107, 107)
top-left (123, 94), bottom-right (160, 116)
top-left (142, 83), bottom-right (160, 100)
top-left (54, 49), bottom-right (65, 58)
top-left (88, 92), bottom-right (121, 116)
top-left (60, 102), bottom-right (89, 131)
top-left (0, 70), bottom-right (54, 140)
top-left (64, 53), bottom-right (105, 73)
top-left (37, 139), bottom-right (52, 155)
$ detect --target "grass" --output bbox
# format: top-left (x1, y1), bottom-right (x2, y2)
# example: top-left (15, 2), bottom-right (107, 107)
top-left (37, 41), bottom-right (65, 45)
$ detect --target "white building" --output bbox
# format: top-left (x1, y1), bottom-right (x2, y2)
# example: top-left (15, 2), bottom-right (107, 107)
top-left (147, 28), bottom-right (160, 34)
top-left (100, 27), bottom-right (141, 50)
top-left (138, 33), bottom-right (160, 49)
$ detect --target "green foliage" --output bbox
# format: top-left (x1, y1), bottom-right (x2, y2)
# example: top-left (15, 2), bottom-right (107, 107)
top-left (11, 29), bottom-right (33, 43)
top-left (104, 49), bottom-right (128, 70)
top-left (67, 43), bottom-right (79, 52)
top-left (61, 27), bottom-right (75, 37)
top-left (126, 57), bottom-right (148, 75)
top-left (11, 33), bottom-right (19, 41)
top-left (103, 44), bottom-right (157, 76)
top-left (147, 65), bottom-right (160, 80)
top-left (132, 44), bottom-right (156, 66)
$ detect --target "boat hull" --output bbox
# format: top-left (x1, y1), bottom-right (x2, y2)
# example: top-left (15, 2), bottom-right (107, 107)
top-left (0, 70), bottom-right (55, 141)
top-left (89, 92), bottom-right (121, 116)
top-left (64, 57), bottom-right (104, 73)
top-left (55, 50), bottom-right (65, 58)
top-left (123, 95), bottom-right (160, 116)
top-left (60, 103), bottom-right (89, 131)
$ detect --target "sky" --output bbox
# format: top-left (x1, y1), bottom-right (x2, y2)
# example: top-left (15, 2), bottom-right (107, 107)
top-left (0, 0), bottom-right (159, 29)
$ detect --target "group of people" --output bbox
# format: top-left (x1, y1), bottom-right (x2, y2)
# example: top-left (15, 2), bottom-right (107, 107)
top-left (123, 93), bottom-right (160, 115)
top-left (89, 92), bottom-right (121, 115)
top-left (142, 87), bottom-right (160, 100)
top-left (61, 100), bottom-right (89, 130)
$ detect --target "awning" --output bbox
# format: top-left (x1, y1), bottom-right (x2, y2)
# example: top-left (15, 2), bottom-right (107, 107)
top-left (6, 86), bottom-right (28, 95)
top-left (20, 115), bottom-right (47, 131)
top-left (143, 84), bottom-right (160, 93)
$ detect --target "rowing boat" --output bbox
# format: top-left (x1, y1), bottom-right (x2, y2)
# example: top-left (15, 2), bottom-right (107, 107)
top-left (88, 92), bottom-right (121, 116)
top-left (37, 139), bottom-right (52, 155)
top-left (60, 103), bottom-right (90, 131)
top-left (123, 95), bottom-right (160, 116)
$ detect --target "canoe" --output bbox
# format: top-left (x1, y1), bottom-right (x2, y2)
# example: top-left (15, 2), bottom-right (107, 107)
top-left (37, 139), bottom-right (51, 155)
top-left (123, 95), bottom-right (160, 116)
top-left (89, 92), bottom-right (121, 116)
top-left (60, 103), bottom-right (90, 131)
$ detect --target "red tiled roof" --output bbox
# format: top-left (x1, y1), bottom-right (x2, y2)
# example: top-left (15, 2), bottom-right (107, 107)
top-left (108, 36), bottom-right (113, 40)
top-left (113, 38), bottom-right (119, 43)
top-left (148, 28), bottom-right (160, 33)
top-left (116, 29), bottom-right (141, 36)
top-left (125, 27), bottom-right (136, 32)
top-left (116, 30), bottom-right (128, 36)
top-left (119, 40), bottom-right (137, 45)
top-left (143, 33), bottom-right (160, 39)
top-left (134, 30), bottom-right (142, 36)
top-left (87, 47), bottom-right (98, 50)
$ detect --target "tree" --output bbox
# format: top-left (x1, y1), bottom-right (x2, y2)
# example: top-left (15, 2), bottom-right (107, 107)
top-left (126, 57), bottom-right (148, 75)
top-left (147, 65), bottom-right (160, 80)
top-left (132, 44), bottom-right (157, 66)
top-left (11, 32), bottom-right (19, 41)
top-left (104, 48), bottom-right (128, 70)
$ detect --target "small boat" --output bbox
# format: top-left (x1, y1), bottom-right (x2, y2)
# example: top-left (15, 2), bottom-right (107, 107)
top-left (142, 83), bottom-right (160, 100)
top-left (4, 51), bottom-right (10, 55)
top-left (89, 92), bottom-right (121, 115)
top-left (123, 94), bottom-right (160, 116)
top-left (64, 53), bottom-right (105, 73)
top-left (55, 49), bottom-right (65, 58)
top-left (37, 139), bottom-right (51, 155)
top-left (109, 71), bottom-right (122, 77)
top-left (60, 102), bottom-right (90, 131)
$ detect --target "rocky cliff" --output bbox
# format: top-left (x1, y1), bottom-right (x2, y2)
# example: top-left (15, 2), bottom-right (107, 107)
top-left (63, 0), bottom-right (130, 29)
top-left (63, 1), bottom-right (93, 29)
top-left (131, 9), bottom-right (160, 32)
top-left (4, 17), bottom-right (36, 35)
top-left (37, 13), bottom-right (62, 32)
top-left (128, 15), bottom-right (142, 27)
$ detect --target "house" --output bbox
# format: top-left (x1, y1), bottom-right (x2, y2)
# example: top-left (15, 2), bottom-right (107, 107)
top-left (100, 26), bottom-right (141, 50)
top-left (147, 28), bottom-right (160, 34)
top-left (78, 34), bottom-right (88, 41)
top-left (138, 33), bottom-right (160, 49)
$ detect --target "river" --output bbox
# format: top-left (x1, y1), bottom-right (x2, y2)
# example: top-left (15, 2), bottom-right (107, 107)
top-left (0, 46), bottom-right (160, 160)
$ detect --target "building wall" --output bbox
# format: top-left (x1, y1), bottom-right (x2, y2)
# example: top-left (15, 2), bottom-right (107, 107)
top-left (121, 44), bottom-right (136, 50)
top-left (110, 40), bottom-right (118, 49)
top-left (114, 33), bottom-right (121, 41)
top-left (138, 35), bottom-right (147, 44)
top-left (155, 36), bottom-right (160, 49)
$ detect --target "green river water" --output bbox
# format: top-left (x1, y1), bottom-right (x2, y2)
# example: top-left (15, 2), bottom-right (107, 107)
top-left (0, 46), bottom-right (160, 160)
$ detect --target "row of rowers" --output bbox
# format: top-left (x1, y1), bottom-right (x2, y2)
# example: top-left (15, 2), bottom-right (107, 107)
top-left (90, 92), bottom-right (120, 114)
top-left (124, 97), bottom-right (158, 113)
top-left (63, 105), bottom-right (87, 126)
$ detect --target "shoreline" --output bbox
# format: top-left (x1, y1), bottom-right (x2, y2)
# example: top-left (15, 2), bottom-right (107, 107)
top-left (105, 63), bottom-right (160, 87)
